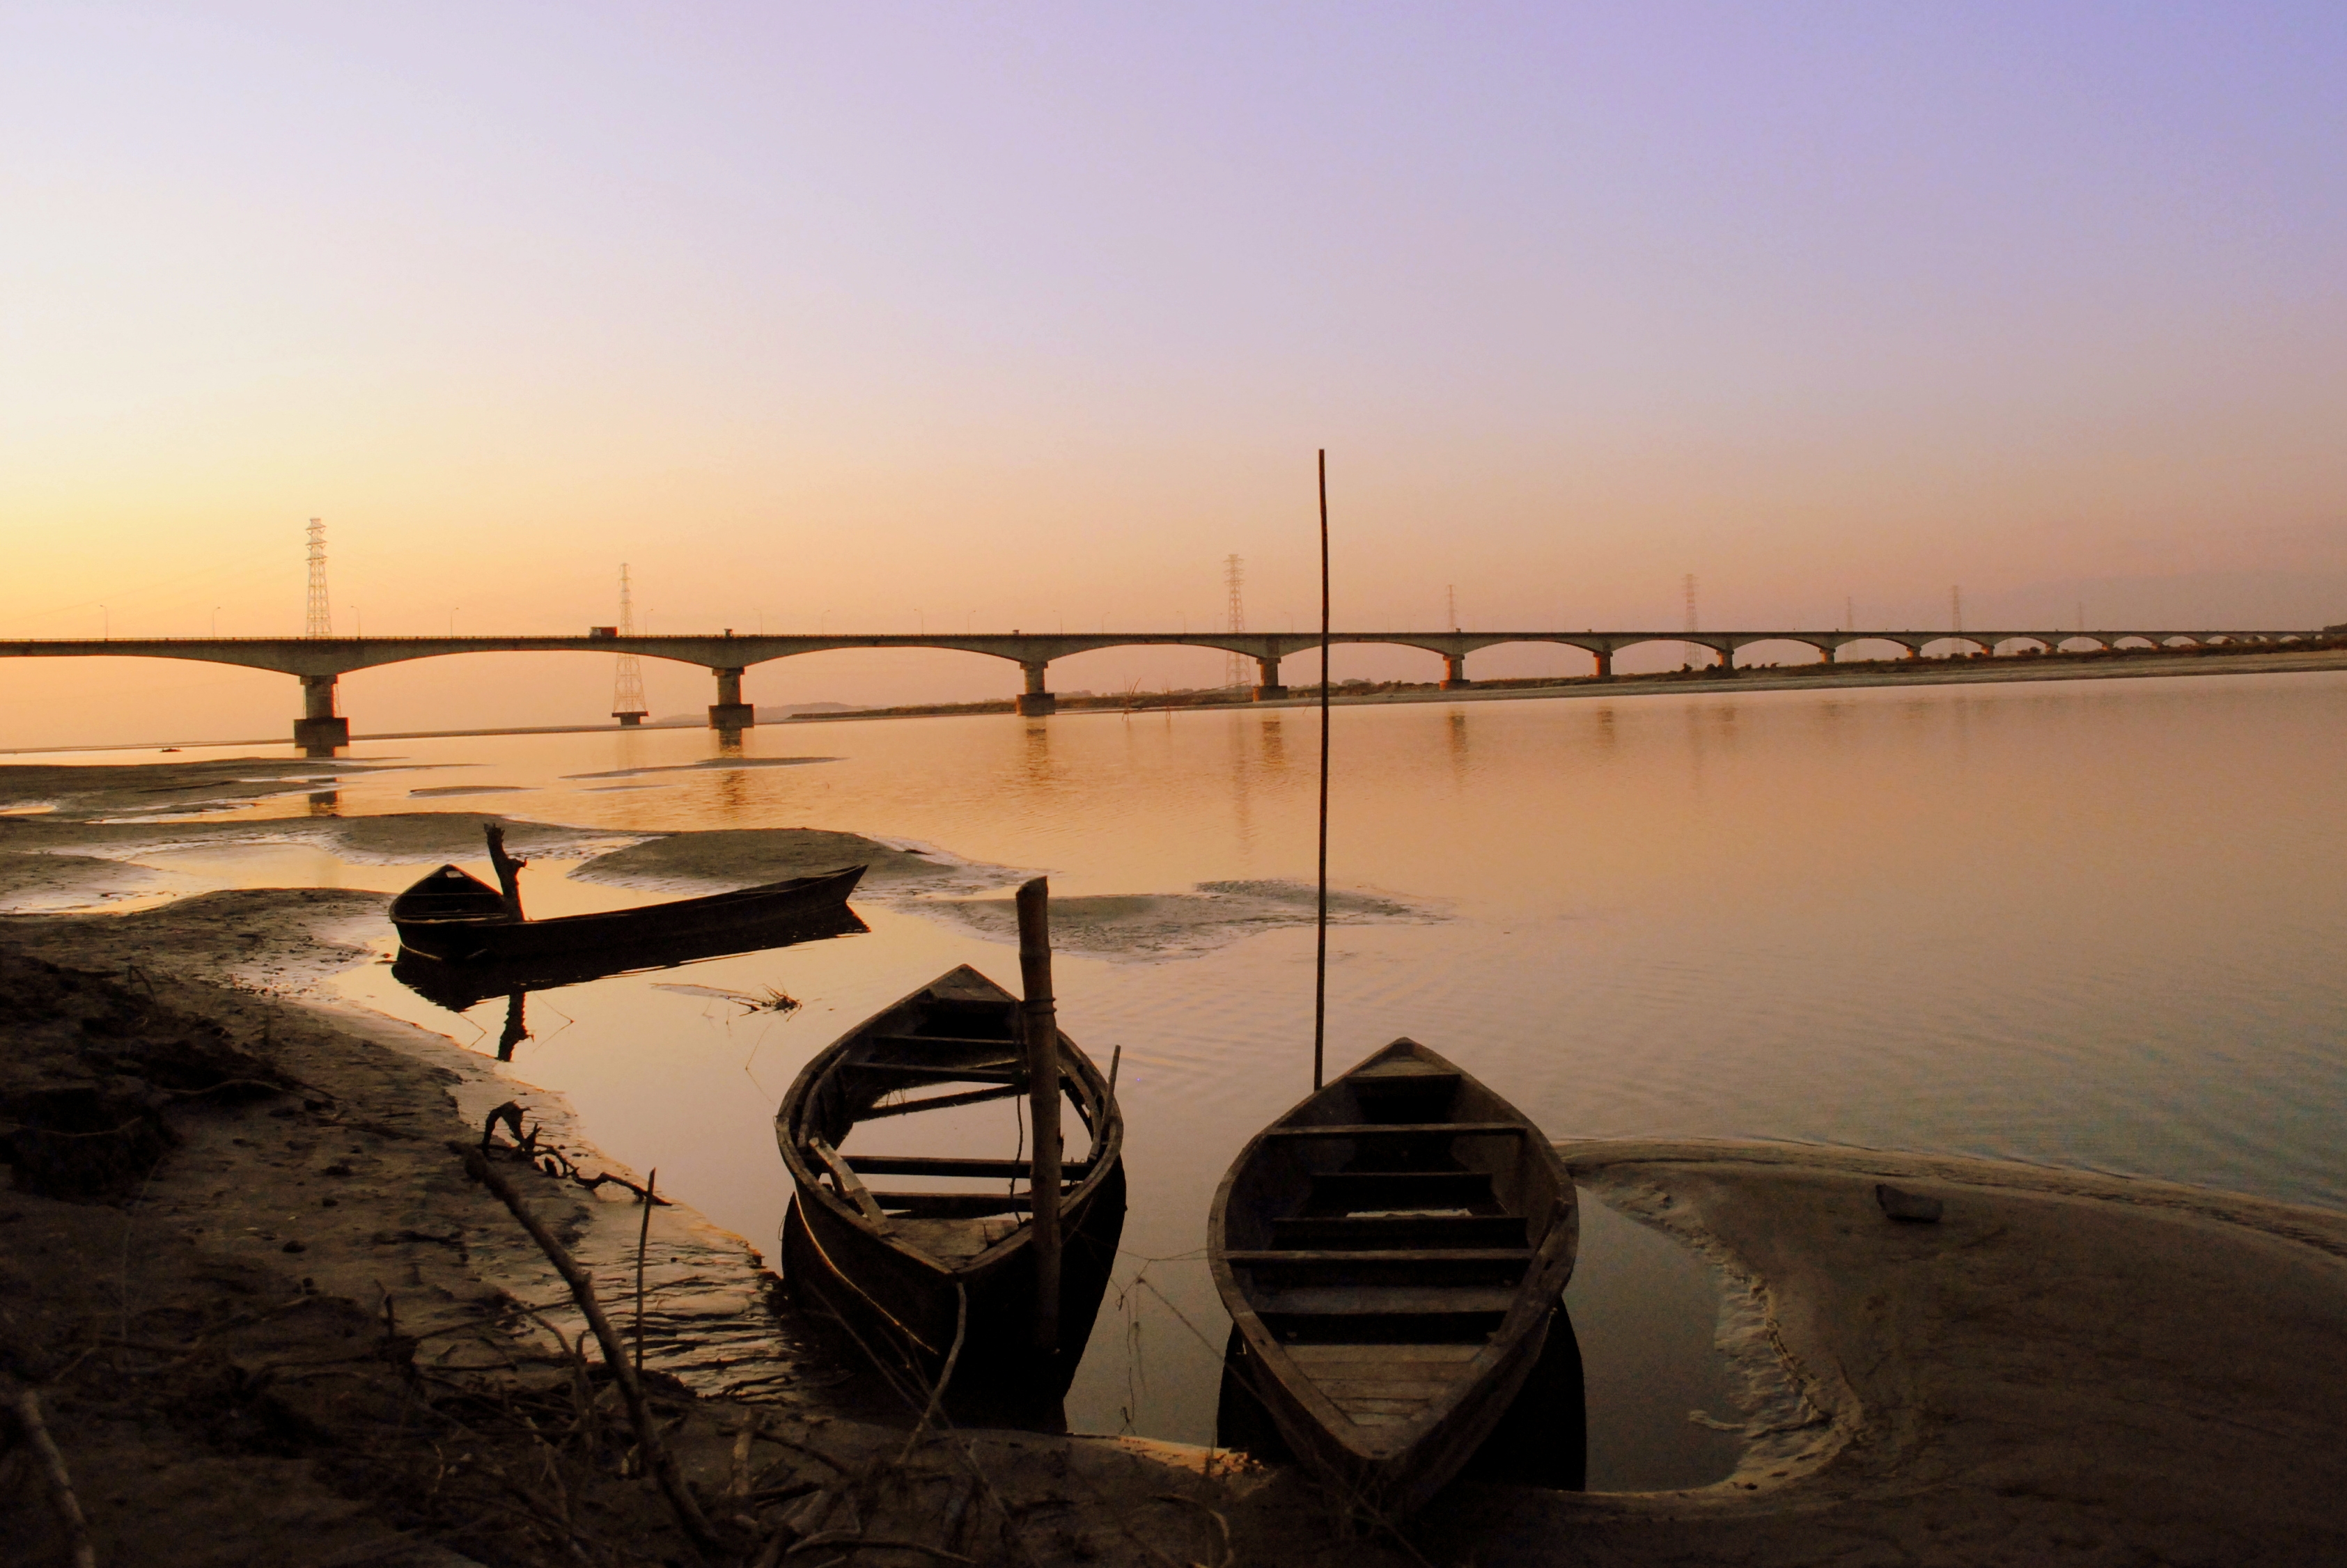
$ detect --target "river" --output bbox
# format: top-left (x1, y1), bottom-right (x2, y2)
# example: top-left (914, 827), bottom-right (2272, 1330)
top-left (16, 668), bottom-right (2346, 1489)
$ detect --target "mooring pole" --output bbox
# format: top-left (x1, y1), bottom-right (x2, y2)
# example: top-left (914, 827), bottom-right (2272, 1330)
top-left (1313, 448), bottom-right (1331, 1092)
top-left (1016, 876), bottom-right (1063, 1354)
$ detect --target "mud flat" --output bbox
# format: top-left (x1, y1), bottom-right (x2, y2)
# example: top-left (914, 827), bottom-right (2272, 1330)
top-left (1420, 1138), bottom-right (2347, 1565)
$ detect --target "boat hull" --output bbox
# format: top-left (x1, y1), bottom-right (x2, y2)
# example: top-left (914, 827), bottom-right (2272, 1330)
top-left (391, 864), bottom-right (865, 963)
top-left (1208, 1037), bottom-right (1577, 1519)
top-left (391, 905), bottom-right (868, 1009)
top-left (782, 1154), bottom-right (1125, 1406)
top-left (776, 964), bottom-right (1127, 1411)
top-left (1227, 1295), bottom-right (1554, 1516)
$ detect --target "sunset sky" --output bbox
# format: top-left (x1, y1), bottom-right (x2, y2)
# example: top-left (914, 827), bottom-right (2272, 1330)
top-left (5, 3), bottom-right (2345, 745)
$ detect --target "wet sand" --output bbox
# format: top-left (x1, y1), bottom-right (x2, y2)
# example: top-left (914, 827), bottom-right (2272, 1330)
top-left (1427, 1138), bottom-right (2347, 1565)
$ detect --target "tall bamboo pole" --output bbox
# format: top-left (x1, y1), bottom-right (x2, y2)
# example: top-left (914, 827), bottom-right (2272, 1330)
top-left (1016, 876), bottom-right (1063, 1353)
top-left (1315, 449), bottom-right (1331, 1091)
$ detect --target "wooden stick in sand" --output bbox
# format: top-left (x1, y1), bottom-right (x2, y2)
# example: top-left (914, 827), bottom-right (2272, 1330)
top-left (8, 1382), bottom-right (97, 1568)
top-left (454, 1143), bottom-right (724, 1555)
top-left (1015, 877), bottom-right (1062, 1355)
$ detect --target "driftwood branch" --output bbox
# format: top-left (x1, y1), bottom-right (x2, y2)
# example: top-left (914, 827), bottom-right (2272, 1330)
top-left (8, 1383), bottom-right (98, 1568)
top-left (452, 1141), bottom-right (726, 1558)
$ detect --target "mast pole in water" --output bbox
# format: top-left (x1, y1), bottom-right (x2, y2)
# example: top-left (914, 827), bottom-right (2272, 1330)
top-left (1315, 449), bottom-right (1330, 1092)
top-left (1015, 876), bottom-right (1063, 1354)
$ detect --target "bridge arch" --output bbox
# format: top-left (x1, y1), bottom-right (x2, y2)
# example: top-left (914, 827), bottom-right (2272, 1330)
top-left (1725, 636), bottom-right (1837, 667)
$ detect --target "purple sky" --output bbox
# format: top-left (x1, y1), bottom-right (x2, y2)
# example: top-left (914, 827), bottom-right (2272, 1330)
top-left (5, 3), bottom-right (2344, 739)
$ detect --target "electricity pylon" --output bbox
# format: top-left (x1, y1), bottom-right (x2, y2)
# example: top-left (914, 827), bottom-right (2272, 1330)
top-left (1224, 554), bottom-right (1246, 689)
top-left (612, 565), bottom-right (648, 724)
top-left (304, 519), bottom-right (333, 637)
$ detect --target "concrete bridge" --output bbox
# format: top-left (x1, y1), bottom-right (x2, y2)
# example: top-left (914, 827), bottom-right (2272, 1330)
top-left (2, 626), bottom-right (2318, 748)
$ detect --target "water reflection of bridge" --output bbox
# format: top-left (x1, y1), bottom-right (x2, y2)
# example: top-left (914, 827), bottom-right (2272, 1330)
top-left (3, 626), bottom-right (2319, 747)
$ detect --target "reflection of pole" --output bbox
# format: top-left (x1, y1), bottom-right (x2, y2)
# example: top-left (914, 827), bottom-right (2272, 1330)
top-left (498, 992), bottom-right (527, 1062)
top-left (1016, 877), bottom-right (1061, 1354)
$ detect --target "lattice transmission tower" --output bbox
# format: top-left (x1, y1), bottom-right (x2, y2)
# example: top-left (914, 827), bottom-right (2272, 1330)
top-left (1683, 573), bottom-right (1698, 634)
top-left (1224, 554), bottom-right (1246, 689)
top-left (611, 564), bottom-right (649, 724)
top-left (304, 518), bottom-right (333, 637)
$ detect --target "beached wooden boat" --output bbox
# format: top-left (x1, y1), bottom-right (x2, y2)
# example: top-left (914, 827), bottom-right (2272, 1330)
top-left (777, 964), bottom-right (1125, 1407)
top-left (1208, 1037), bottom-right (1576, 1518)
top-left (389, 861), bottom-right (865, 963)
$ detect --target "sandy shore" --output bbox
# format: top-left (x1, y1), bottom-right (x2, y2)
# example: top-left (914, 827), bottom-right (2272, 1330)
top-left (1422, 1138), bottom-right (2347, 1565)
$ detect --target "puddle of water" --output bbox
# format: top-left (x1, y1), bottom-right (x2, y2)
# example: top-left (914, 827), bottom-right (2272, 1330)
top-left (1567, 1191), bottom-right (1745, 1491)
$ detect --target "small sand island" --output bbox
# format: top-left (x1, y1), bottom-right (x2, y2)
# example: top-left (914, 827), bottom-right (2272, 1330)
top-left (3, 760), bottom-right (2341, 1563)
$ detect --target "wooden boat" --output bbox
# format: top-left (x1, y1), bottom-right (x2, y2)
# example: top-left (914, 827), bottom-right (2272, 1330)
top-left (776, 964), bottom-right (1125, 1409)
top-left (391, 904), bottom-right (868, 1011)
top-left (1208, 1037), bottom-right (1576, 1518)
top-left (389, 861), bottom-right (866, 963)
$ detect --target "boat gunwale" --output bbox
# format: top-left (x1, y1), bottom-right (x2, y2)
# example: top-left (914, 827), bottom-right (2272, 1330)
top-left (1208, 1037), bottom-right (1576, 1469)
top-left (776, 963), bottom-right (1126, 1289)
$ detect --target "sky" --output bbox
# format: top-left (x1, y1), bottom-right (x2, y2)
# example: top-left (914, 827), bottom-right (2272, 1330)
top-left (4, 2), bottom-right (2345, 745)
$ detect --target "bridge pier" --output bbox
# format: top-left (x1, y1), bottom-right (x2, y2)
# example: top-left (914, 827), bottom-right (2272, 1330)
top-left (293, 674), bottom-right (348, 753)
top-left (708, 666), bottom-right (755, 729)
top-left (1252, 654), bottom-right (1286, 700)
top-left (1593, 648), bottom-right (1613, 680)
top-left (1015, 661), bottom-right (1056, 716)
top-left (1718, 645), bottom-right (1736, 673)
top-left (1440, 653), bottom-right (1472, 690)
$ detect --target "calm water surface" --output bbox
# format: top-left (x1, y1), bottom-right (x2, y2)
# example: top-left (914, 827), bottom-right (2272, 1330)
top-left (32, 671), bottom-right (2347, 1484)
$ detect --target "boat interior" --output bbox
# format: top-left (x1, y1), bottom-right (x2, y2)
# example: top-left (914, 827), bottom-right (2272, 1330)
top-left (393, 865), bottom-right (513, 923)
top-left (797, 971), bottom-right (1104, 1269)
top-left (1222, 1040), bottom-right (1567, 1436)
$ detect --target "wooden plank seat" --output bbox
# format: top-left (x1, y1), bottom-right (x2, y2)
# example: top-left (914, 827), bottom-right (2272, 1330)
top-left (1234, 1255), bottom-right (1533, 1290)
top-left (1348, 1061), bottom-right (1464, 1124)
top-left (843, 1062), bottom-right (1024, 1086)
top-left (1254, 1284), bottom-right (1520, 1317)
top-left (843, 1154), bottom-right (1093, 1179)
top-left (917, 994), bottom-right (1018, 1017)
top-left (1224, 1248), bottom-right (1533, 1265)
top-left (857, 1081), bottom-right (1029, 1120)
top-left (1272, 1212), bottom-right (1531, 1249)
top-left (867, 1191), bottom-right (1035, 1217)
top-left (1265, 1122), bottom-right (1526, 1140)
top-left (864, 1033), bottom-right (1026, 1051)
top-left (1307, 1170), bottom-right (1501, 1212)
